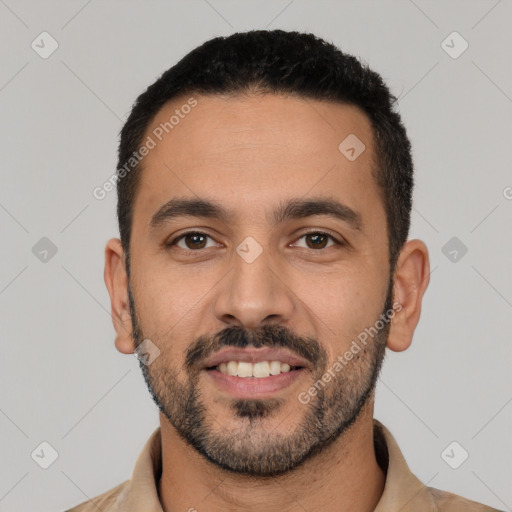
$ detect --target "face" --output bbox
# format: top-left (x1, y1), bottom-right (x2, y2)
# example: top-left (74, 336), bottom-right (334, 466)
top-left (127, 93), bottom-right (393, 476)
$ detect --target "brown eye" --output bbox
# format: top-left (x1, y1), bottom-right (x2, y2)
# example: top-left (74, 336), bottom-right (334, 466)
top-left (168, 232), bottom-right (215, 250)
top-left (305, 233), bottom-right (329, 249)
top-left (293, 232), bottom-right (341, 250)
top-left (184, 233), bottom-right (208, 249)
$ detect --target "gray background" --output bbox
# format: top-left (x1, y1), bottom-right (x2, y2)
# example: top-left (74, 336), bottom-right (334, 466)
top-left (1, 0), bottom-right (511, 510)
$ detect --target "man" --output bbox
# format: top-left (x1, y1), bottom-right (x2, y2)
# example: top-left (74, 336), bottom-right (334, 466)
top-left (68, 30), bottom-right (501, 511)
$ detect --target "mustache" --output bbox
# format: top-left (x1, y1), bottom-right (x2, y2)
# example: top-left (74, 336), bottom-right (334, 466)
top-left (185, 324), bottom-right (324, 371)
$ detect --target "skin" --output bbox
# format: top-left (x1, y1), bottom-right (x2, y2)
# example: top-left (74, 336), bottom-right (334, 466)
top-left (104, 93), bottom-right (430, 512)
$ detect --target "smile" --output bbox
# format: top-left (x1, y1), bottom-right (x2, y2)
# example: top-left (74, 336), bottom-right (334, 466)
top-left (208, 360), bottom-right (302, 378)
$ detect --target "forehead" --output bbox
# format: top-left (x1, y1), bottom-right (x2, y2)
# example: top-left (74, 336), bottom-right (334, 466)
top-left (133, 93), bottom-right (382, 231)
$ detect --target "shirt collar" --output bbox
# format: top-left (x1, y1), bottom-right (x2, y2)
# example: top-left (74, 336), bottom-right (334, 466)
top-left (373, 418), bottom-right (432, 511)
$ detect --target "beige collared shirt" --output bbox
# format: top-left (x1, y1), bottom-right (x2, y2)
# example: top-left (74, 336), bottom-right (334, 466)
top-left (66, 419), bottom-right (502, 511)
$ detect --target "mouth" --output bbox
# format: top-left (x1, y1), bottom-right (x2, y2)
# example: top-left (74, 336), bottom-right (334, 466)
top-left (202, 348), bottom-right (310, 398)
top-left (206, 360), bottom-right (303, 377)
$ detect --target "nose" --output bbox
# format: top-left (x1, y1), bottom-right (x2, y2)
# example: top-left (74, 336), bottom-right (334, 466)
top-left (213, 244), bottom-right (295, 331)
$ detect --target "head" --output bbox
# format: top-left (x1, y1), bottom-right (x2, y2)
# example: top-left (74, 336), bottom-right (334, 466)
top-left (104, 29), bottom-right (429, 476)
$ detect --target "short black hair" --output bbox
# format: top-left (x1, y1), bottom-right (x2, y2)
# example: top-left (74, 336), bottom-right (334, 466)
top-left (116, 29), bottom-right (413, 275)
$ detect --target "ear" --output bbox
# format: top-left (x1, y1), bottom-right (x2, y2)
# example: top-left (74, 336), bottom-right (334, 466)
top-left (386, 239), bottom-right (430, 352)
top-left (104, 238), bottom-right (135, 354)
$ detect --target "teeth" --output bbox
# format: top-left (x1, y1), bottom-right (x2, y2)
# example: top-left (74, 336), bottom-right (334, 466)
top-left (237, 362), bottom-right (253, 377)
top-left (216, 360), bottom-right (297, 378)
top-left (280, 363), bottom-right (291, 373)
top-left (253, 361), bottom-right (270, 378)
top-left (269, 361), bottom-right (281, 375)
top-left (227, 361), bottom-right (238, 376)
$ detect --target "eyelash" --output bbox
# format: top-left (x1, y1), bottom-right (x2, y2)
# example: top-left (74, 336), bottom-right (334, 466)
top-left (165, 230), bottom-right (345, 253)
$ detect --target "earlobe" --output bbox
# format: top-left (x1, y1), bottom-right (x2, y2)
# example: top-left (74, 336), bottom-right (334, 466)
top-left (103, 238), bottom-right (136, 354)
top-left (386, 239), bottom-right (430, 353)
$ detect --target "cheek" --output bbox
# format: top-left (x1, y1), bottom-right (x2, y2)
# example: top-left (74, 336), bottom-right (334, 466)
top-left (130, 277), bottom-right (200, 365)
top-left (136, 263), bottom-right (207, 320)
top-left (299, 269), bottom-right (384, 350)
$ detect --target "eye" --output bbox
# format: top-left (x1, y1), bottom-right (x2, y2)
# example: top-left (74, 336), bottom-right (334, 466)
top-left (291, 231), bottom-right (343, 250)
top-left (166, 230), bottom-right (344, 252)
top-left (168, 232), bottom-right (218, 251)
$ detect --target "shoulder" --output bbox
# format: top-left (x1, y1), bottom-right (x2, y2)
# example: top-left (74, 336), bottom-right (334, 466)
top-left (426, 486), bottom-right (504, 511)
top-left (64, 480), bottom-right (129, 512)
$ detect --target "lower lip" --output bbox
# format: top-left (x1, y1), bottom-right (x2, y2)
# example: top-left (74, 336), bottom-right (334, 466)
top-left (204, 368), bottom-right (306, 398)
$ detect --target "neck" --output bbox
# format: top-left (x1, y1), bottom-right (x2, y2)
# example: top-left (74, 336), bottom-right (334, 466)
top-left (158, 402), bottom-right (385, 512)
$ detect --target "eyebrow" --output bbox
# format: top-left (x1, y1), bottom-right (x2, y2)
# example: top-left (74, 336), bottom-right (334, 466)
top-left (149, 196), bottom-right (363, 232)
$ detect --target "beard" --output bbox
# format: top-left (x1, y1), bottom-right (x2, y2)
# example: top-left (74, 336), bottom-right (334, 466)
top-left (127, 278), bottom-right (393, 477)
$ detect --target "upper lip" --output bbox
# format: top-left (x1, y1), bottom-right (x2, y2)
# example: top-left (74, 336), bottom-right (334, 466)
top-left (202, 347), bottom-right (310, 369)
